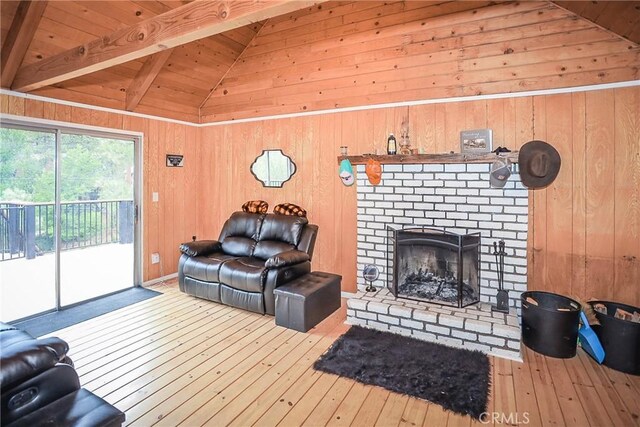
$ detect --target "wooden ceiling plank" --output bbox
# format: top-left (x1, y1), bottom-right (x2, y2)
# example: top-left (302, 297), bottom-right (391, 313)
top-left (237, 2), bottom-right (551, 68)
top-left (607, 3), bottom-right (640, 39)
top-left (32, 85), bottom-right (125, 109)
top-left (553, 1), bottom-right (588, 17)
top-left (159, 61), bottom-right (230, 84)
top-left (201, 35), bottom-right (639, 115)
top-left (551, 1), bottom-right (640, 46)
top-left (198, 17), bottom-right (268, 114)
top-left (259, 1), bottom-right (385, 36)
top-left (1, 0), bottom-right (48, 88)
top-left (152, 73), bottom-right (212, 97)
top-left (12, 0), bottom-right (324, 92)
top-left (44, 1), bottom-right (121, 36)
top-left (221, 22), bottom-right (264, 46)
top-left (129, 1), bottom-right (173, 16)
top-left (218, 5), bottom-right (582, 86)
top-left (75, 1), bottom-right (142, 31)
top-left (247, 0), bottom-right (504, 58)
top-left (141, 84), bottom-right (206, 106)
top-left (574, 0), bottom-right (610, 22)
top-left (209, 29), bottom-right (620, 105)
top-left (201, 58), bottom-right (638, 123)
top-left (125, 48), bottom-right (173, 111)
top-left (202, 64), bottom-right (638, 121)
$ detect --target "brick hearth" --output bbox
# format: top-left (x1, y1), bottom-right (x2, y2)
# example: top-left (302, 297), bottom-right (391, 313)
top-left (347, 287), bottom-right (522, 361)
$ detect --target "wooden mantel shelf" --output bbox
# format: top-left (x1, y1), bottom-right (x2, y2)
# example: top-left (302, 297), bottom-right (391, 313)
top-left (337, 152), bottom-right (518, 165)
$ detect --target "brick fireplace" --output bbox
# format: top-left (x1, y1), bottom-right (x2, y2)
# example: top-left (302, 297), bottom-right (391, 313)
top-left (346, 159), bottom-right (528, 361)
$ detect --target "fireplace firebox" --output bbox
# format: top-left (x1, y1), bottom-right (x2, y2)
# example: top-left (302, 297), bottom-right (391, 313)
top-left (387, 227), bottom-right (481, 308)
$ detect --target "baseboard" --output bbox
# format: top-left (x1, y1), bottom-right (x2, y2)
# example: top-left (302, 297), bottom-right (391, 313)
top-left (143, 273), bottom-right (178, 286)
top-left (341, 291), bottom-right (357, 299)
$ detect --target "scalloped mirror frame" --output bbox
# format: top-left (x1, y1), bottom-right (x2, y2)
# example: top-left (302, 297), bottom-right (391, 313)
top-left (250, 149), bottom-right (297, 188)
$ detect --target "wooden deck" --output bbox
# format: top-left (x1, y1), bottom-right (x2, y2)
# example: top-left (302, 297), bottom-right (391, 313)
top-left (45, 280), bottom-right (640, 427)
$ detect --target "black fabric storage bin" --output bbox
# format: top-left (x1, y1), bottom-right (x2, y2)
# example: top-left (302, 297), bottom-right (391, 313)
top-left (521, 291), bottom-right (581, 358)
top-left (590, 301), bottom-right (640, 375)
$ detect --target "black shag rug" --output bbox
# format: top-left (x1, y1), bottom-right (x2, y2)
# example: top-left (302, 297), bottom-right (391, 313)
top-left (313, 326), bottom-right (490, 419)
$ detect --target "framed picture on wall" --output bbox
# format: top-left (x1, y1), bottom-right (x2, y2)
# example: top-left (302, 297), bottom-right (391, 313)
top-left (460, 129), bottom-right (493, 153)
top-left (166, 154), bottom-right (184, 167)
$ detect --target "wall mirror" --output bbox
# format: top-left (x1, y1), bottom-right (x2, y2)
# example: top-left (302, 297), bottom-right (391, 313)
top-left (250, 149), bottom-right (297, 187)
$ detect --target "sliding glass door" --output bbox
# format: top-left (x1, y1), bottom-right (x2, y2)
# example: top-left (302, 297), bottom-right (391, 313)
top-left (59, 133), bottom-right (136, 306)
top-left (0, 127), bottom-right (58, 321)
top-left (0, 120), bottom-right (140, 322)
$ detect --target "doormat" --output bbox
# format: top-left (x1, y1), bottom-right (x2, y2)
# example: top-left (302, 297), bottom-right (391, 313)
top-left (11, 287), bottom-right (161, 337)
top-left (313, 326), bottom-right (490, 419)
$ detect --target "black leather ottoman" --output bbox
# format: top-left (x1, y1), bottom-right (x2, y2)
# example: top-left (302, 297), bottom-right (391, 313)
top-left (274, 271), bottom-right (342, 332)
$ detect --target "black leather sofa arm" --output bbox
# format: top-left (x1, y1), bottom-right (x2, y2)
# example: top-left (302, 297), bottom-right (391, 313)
top-left (36, 337), bottom-right (70, 362)
top-left (1, 364), bottom-right (80, 425)
top-left (0, 337), bottom-right (69, 390)
top-left (265, 250), bottom-right (310, 268)
top-left (179, 240), bottom-right (221, 257)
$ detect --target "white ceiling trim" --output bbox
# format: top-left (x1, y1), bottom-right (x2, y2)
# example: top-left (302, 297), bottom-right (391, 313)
top-left (2, 80), bottom-right (640, 128)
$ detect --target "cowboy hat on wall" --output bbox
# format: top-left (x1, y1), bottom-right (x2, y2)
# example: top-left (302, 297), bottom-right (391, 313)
top-left (518, 140), bottom-right (561, 189)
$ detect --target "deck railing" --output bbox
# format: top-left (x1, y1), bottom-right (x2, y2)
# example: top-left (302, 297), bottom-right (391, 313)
top-left (0, 200), bottom-right (134, 261)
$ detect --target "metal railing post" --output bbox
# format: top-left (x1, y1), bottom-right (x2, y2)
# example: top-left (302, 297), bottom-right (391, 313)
top-left (118, 200), bottom-right (134, 244)
top-left (24, 204), bottom-right (36, 259)
top-left (8, 204), bottom-right (21, 255)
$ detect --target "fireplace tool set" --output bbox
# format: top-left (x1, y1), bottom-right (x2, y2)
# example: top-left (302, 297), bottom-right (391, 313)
top-left (492, 240), bottom-right (510, 313)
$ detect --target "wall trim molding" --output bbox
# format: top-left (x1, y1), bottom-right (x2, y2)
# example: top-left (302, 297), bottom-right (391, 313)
top-left (143, 272), bottom-right (178, 286)
top-left (2, 80), bottom-right (639, 128)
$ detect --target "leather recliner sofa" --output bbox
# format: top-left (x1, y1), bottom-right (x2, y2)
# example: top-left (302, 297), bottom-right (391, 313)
top-left (0, 322), bottom-right (124, 426)
top-left (178, 211), bottom-right (318, 315)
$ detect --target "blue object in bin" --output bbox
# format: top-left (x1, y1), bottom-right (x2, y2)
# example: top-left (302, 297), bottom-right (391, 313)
top-left (579, 311), bottom-right (605, 363)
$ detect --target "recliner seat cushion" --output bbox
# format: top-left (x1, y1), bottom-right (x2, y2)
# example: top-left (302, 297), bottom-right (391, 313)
top-left (258, 215), bottom-right (308, 246)
top-left (218, 257), bottom-right (267, 293)
top-left (181, 252), bottom-right (237, 282)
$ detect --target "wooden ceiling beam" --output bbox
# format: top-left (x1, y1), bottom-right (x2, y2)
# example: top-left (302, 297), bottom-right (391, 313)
top-left (125, 49), bottom-right (173, 111)
top-left (1, 0), bottom-right (48, 88)
top-left (11, 0), bottom-right (324, 92)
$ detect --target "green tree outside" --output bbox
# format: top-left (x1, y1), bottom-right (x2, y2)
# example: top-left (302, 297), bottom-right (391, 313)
top-left (1, 128), bottom-right (134, 251)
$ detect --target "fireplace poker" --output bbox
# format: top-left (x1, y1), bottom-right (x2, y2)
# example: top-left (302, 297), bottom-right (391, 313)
top-left (492, 239), bottom-right (509, 313)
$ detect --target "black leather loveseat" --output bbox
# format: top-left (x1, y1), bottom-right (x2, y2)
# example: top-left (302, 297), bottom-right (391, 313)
top-left (178, 211), bottom-right (318, 315)
top-left (0, 322), bottom-right (124, 426)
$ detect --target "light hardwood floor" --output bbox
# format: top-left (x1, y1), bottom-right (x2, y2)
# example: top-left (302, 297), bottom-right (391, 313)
top-left (46, 280), bottom-right (639, 427)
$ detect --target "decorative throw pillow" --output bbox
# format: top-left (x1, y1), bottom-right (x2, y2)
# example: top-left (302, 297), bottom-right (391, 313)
top-left (274, 203), bottom-right (307, 217)
top-left (242, 200), bottom-right (268, 214)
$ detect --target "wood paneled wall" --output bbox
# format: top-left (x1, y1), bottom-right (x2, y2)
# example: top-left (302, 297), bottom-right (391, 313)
top-left (200, 87), bottom-right (640, 306)
top-left (2, 86), bottom-right (639, 306)
top-left (0, 94), bottom-right (201, 282)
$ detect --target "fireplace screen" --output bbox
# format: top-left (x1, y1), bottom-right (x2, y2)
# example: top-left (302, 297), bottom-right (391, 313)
top-left (387, 227), bottom-right (480, 308)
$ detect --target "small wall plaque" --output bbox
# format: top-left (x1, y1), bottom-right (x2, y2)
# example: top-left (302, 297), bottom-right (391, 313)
top-left (166, 154), bottom-right (184, 167)
top-left (460, 129), bottom-right (493, 153)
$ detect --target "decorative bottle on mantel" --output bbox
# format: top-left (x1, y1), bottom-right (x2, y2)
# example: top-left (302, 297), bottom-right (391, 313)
top-left (387, 133), bottom-right (397, 155)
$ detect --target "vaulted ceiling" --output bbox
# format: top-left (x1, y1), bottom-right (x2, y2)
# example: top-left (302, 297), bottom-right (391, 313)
top-left (1, 1), bottom-right (639, 123)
